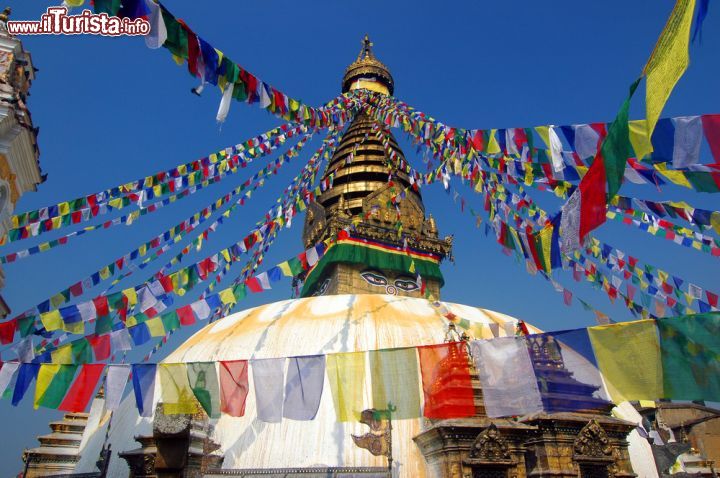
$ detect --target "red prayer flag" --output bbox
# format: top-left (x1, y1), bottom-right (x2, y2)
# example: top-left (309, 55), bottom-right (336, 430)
top-left (219, 360), bottom-right (249, 417)
top-left (707, 291), bottom-right (719, 308)
top-left (579, 156), bottom-right (608, 240)
top-left (59, 364), bottom-right (105, 412)
top-left (177, 305), bottom-right (196, 326)
top-left (87, 334), bottom-right (111, 361)
top-left (93, 296), bottom-right (109, 317)
top-left (417, 342), bottom-right (475, 419)
top-left (0, 319), bottom-right (16, 344)
top-left (702, 114), bottom-right (720, 163)
top-left (245, 277), bottom-right (262, 293)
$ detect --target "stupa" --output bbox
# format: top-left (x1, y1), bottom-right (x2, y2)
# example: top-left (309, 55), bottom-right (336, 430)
top-left (28, 37), bottom-right (661, 478)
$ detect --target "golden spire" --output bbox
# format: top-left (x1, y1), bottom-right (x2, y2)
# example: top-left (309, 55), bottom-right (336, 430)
top-left (342, 34), bottom-right (394, 95)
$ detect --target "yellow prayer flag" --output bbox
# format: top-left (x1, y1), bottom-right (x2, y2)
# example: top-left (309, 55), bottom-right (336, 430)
top-left (146, 317), bottom-right (166, 337)
top-left (326, 352), bottom-right (365, 422)
top-left (535, 125), bottom-right (551, 148)
top-left (369, 348), bottom-right (421, 419)
top-left (644, 0), bottom-right (696, 137)
top-left (51, 344), bottom-right (73, 364)
top-left (219, 288), bottom-right (236, 306)
top-left (58, 202), bottom-right (70, 215)
top-left (123, 288), bottom-right (138, 307)
top-left (63, 320), bottom-right (84, 335)
top-left (35, 364), bottom-right (60, 408)
top-left (628, 120), bottom-right (653, 159)
top-left (486, 129), bottom-right (501, 154)
top-left (656, 167), bottom-right (692, 189)
top-left (278, 261), bottom-right (293, 277)
top-left (40, 310), bottom-right (63, 331)
top-left (159, 363), bottom-right (199, 414)
top-left (99, 266), bottom-right (111, 280)
top-left (588, 320), bottom-right (662, 403)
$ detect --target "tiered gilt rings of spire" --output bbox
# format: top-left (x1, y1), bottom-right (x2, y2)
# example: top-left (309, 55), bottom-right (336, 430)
top-left (316, 113), bottom-right (422, 218)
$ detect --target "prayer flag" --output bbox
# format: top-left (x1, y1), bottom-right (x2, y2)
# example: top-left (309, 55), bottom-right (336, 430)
top-left (418, 342), bottom-right (475, 419)
top-left (188, 362), bottom-right (220, 418)
top-left (190, 300), bottom-right (211, 320)
top-left (326, 352), bottom-right (365, 422)
top-left (528, 330), bottom-right (610, 412)
top-left (13, 363), bottom-right (39, 406)
top-left (132, 363), bottom-right (157, 417)
top-left (283, 355), bottom-right (325, 420)
top-left (644, 0), bottom-right (696, 137)
top-left (0, 319), bottom-right (16, 344)
top-left (35, 364), bottom-right (78, 409)
top-left (59, 364), bottom-right (105, 412)
top-left (0, 362), bottom-right (19, 398)
top-left (471, 337), bottom-right (543, 417)
top-left (105, 364), bottom-right (131, 411)
top-left (369, 347), bottom-right (421, 419)
top-left (251, 358), bottom-right (285, 423)
top-left (219, 360), bottom-right (249, 417)
top-left (588, 320), bottom-right (663, 402)
top-left (159, 363), bottom-right (198, 414)
top-left (657, 313), bottom-right (720, 401)
top-left (672, 116), bottom-right (702, 167)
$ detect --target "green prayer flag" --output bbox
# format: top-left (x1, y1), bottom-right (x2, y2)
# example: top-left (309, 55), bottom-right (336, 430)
top-left (161, 312), bottom-right (181, 333)
top-left (657, 313), bottom-right (720, 401)
top-left (187, 362), bottom-right (220, 418)
top-left (36, 364), bottom-right (78, 409)
top-left (94, 315), bottom-right (114, 335)
top-left (369, 348), bottom-right (421, 419)
top-left (602, 78), bottom-right (641, 199)
top-left (161, 8), bottom-right (188, 59)
top-left (93, 0), bottom-right (121, 15)
top-left (71, 339), bottom-right (92, 364)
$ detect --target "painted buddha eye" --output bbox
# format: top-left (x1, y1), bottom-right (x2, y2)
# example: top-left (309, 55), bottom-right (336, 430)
top-left (394, 277), bottom-right (419, 291)
top-left (360, 270), bottom-right (388, 287)
top-left (313, 278), bottom-right (331, 296)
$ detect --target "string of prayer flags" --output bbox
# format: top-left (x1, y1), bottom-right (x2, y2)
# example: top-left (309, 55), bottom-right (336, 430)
top-left (7, 122), bottom-right (303, 232)
top-left (417, 342), bottom-right (475, 419)
top-left (283, 355), bottom-right (325, 421)
top-left (326, 351), bottom-right (365, 422)
top-left (470, 337), bottom-right (543, 418)
top-left (369, 347), bottom-right (421, 419)
top-left (219, 360), bottom-right (249, 417)
top-left (251, 358), bottom-right (285, 423)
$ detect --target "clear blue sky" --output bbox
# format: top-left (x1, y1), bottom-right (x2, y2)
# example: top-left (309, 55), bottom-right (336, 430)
top-left (1, 0), bottom-right (718, 472)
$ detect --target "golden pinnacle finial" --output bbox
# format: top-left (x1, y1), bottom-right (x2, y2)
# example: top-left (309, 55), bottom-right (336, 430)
top-left (343, 34), bottom-right (394, 95)
top-left (360, 34), bottom-right (374, 60)
top-left (0, 7), bottom-right (11, 23)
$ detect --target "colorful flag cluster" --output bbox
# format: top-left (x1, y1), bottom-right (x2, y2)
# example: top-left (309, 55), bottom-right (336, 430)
top-left (3, 312), bottom-right (718, 420)
top-left (72, 0), bottom-right (359, 126)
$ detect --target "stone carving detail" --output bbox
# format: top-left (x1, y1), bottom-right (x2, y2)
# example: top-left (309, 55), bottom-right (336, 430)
top-left (574, 420), bottom-right (613, 457)
top-left (469, 424), bottom-right (511, 461)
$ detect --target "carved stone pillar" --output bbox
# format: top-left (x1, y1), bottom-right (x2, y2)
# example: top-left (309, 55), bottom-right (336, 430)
top-left (119, 403), bottom-right (222, 478)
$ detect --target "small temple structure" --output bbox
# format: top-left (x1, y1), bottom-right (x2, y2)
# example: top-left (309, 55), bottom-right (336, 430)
top-left (18, 36), bottom-right (719, 478)
top-left (0, 7), bottom-right (44, 318)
